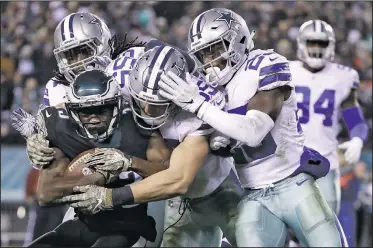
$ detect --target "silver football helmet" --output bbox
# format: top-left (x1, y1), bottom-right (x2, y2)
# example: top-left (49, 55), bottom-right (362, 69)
top-left (187, 8), bottom-right (255, 86)
top-left (297, 20), bottom-right (335, 69)
top-left (65, 70), bottom-right (123, 142)
top-left (54, 13), bottom-right (112, 83)
top-left (128, 45), bottom-right (187, 130)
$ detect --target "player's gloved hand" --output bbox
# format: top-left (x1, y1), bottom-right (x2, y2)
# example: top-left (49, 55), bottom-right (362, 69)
top-left (26, 133), bottom-right (55, 169)
top-left (56, 185), bottom-right (113, 215)
top-left (85, 148), bottom-right (132, 184)
top-left (337, 137), bottom-right (363, 165)
top-left (210, 131), bottom-right (231, 151)
top-left (159, 71), bottom-right (206, 114)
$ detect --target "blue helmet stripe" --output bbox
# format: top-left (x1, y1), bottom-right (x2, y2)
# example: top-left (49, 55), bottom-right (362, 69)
top-left (196, 14), bottom-right (204, 39)
top-left (61, 19), bottom-right (66, 41)
top-left (189, 22), bottom-right (195, 42)
top-left (152, 48), bottom-right (175, 94)
top-left (143, 45), bottom-right (165, 92)
top-left (68, 14), bottom-right (75, 38)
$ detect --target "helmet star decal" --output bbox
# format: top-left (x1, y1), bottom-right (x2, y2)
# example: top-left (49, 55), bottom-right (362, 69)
top-left (213, 10), bottom-right (239, 29)
top-left (89, 17), bottom-right (103, 34)
top-left (173, 61), bottom-right (185, 77)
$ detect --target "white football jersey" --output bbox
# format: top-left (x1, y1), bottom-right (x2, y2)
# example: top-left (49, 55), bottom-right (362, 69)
top-left (105, 46), bottom-right (145, 102)
top-left (159, 110), bottom-right (234, 199)
top-left (43, 79), bottom-right (69, 107)
top-left (225, 49), bottom-right (305, 188)
top-left (290, 60), bottom-right (360, 170)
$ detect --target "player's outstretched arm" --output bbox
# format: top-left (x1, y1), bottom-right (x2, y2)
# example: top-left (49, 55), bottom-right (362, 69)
top-left (198, 86), bottom-right (291, 147)
top-left (159, 70), bottom-right (291, 147)
top-left (113, 135), bottom-right (209, 205)
top-left (54, 136), bottom-right (208, 213)
top-left (338, 88), bottom-right (368, 164)
top-left (37, 147), bottom-right (105, 206)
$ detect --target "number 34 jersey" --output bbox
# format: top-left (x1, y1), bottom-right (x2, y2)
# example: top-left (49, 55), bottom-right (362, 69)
top-left (289, 61), bottom-right (360, 170)
top-left (225, 49), bottom-right (305, 188)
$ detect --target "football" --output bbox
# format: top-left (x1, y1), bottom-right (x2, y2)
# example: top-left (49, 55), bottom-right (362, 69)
top-left (65, 148), bottom-right (97, 177)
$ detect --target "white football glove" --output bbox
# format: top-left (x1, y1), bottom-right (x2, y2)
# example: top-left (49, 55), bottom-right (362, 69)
top-left (159, 71), bottom-right (206, 114)
top-left (337, 137), bottom-right (363, 165)
top-left (210, 131), bottom-right (231, 151)
top-left (85, 148), bottom-right (133, 184)
top-left (26, 133), bottom-right (55, 169)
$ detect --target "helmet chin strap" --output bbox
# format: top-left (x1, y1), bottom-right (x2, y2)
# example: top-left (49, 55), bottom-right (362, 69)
top-left (140, 110), bottom-right (167, 126)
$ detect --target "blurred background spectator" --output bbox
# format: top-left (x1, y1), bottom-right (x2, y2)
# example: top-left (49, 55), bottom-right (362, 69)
top-left (1, 1), bottom-right (371, 246)
top-left (1, 1), bottom-right (371, 146)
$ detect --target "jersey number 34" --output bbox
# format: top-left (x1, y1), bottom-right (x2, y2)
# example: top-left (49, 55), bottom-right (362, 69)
top-left (295, 86), bottom-right (336, 127)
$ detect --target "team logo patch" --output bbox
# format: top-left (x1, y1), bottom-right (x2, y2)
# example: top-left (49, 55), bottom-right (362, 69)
top-left (213, 10), bottom-right (239, 29)
top-left (89, 17), bottom-right (103, 34)
top-left (173, 62), bottom-right (185, 77)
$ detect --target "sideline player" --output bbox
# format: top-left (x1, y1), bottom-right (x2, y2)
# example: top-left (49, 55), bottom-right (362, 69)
top-left (158, 8), bottom-right (347, 247)
top-left (58, 46), bottom-right (244, 247)
top-left (290, 19), bottom-right (368, 214)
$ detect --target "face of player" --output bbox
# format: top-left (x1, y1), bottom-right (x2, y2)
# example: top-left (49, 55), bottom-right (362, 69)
top-left (306, 40), bottom-right (329, 59)
top-left (139, 101), bottom-right (168, 118)
top-left (60, 44), bottom-right (96, 73)
top-left (195, 41), bottom-right (228, 71)
top-left (77, 104), bottom-right (114, 136)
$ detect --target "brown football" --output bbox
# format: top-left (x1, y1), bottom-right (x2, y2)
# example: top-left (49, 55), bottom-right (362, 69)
top-left (65, 148), bottom-right (97, 177)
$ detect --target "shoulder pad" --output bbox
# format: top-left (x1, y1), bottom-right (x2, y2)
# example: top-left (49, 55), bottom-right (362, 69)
top-left (332, 63), bottom-right (360, 90)
top-left (36, 107), bottom-right (59, 138)
top-left (44, 79), bottom-right (68, 107)
top-left (173, 111), bottom-right (214, 142)
top-left (245, 50), bottom-right (292, 91)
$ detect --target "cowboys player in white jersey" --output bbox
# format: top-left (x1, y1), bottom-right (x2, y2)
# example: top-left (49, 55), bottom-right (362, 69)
top-left (290, 20), bottom-right (368, 215)
top-left (57, 45), bottom-right (244, 247)
top-left (158, 8), bottom-right (347, 247)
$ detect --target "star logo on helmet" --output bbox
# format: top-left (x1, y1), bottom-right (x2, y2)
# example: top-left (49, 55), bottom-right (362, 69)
top-left (173, 62), bottom-right (185, 77)
top-left (89, 17), bottom-right (103, 34)
top-left (213, 10), bottom-right (239, 29)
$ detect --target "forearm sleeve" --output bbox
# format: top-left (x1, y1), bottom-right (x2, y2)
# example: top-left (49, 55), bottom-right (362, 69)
top-left (197, 102), bottom-right (274, 147)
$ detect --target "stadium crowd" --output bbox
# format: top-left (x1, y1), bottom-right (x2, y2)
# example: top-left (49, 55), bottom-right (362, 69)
top-left (1, 1), bottom-right (372, 246)
top-left (1, 1), bottom-right (372, 147)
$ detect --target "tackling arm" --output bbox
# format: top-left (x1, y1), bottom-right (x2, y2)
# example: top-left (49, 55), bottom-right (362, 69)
top-left (130, 132), bottom-right (172, 178)
top-left (111, 135), bottom-right (209, 205)
top-left (197, 86), bottom-right (290, 147)
top-left (36, 147), bottom-right (105, 206)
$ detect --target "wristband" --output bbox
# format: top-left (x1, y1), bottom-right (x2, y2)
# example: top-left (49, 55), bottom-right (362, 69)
top-left (342, 106), bottom-right (368, 141)
top-left (112, 185), bottom-right (135, 206)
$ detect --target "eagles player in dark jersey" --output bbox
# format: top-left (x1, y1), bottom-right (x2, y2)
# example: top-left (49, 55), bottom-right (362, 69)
top-left (27, 70), bottom-right (171, 248)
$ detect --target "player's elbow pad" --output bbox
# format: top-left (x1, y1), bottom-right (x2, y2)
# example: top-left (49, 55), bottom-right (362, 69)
top-left (241, 110), bottom-right (275, 147)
